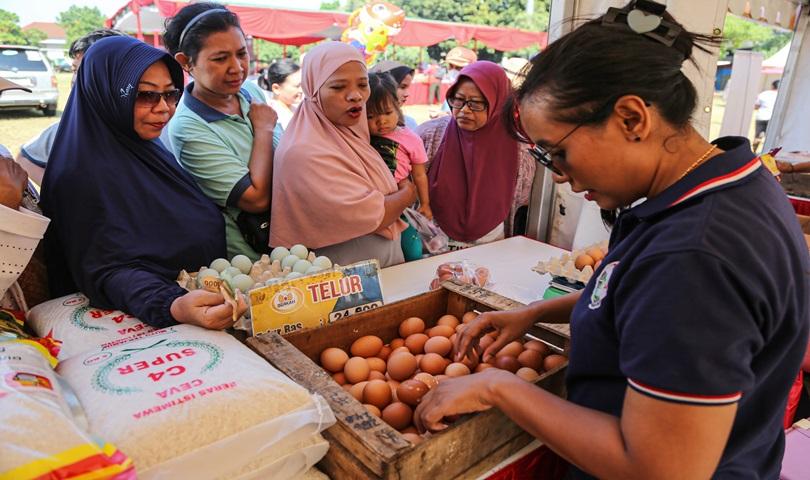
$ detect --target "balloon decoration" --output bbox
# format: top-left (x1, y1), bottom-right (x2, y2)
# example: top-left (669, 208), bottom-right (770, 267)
top-left (341, 2), bottom-right (406, 65)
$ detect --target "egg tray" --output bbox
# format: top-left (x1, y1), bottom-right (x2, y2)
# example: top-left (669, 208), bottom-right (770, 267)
top-left (532, 240), bottom-right (609, 285)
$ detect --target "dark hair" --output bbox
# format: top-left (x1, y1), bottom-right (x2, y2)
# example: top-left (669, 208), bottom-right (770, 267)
top-left (367, 72), bottom-right (403, 126)
top-left (506, 1), bottom-right (720, 132)
top-left (772, 79), bottom-right (781, 89)
top-left (68, 29), bottom-right (126, 58)
top-left (163, 2), bottom-right (242, 62)
top-left (259, 59), bottom-right (300, 91)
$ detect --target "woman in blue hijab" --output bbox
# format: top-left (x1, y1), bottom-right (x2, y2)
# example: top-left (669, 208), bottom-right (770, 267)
top-left (41, 36), bottom-right (244, 329)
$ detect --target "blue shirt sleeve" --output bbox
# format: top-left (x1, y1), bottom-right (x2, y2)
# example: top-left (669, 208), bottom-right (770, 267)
top-left (614, 251), bottom-right (762, 405)
top-left (96, 267), bottom-right (186, 328)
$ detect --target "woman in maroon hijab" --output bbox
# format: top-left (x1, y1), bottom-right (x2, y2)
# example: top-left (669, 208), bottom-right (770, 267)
top-left (416, 61), bottom-right (535, 247)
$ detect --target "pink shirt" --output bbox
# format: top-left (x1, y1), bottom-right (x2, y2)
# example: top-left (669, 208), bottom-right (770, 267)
top-left (381, 127), bottom-right (428, 182)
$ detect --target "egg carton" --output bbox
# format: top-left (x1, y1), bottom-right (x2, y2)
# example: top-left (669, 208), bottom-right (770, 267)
top-left (532, 240), bottom-right (609, 285)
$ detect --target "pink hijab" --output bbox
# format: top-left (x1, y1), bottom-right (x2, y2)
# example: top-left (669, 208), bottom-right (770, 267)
top-left (270, 42), bottom-right (404, 249)
top-left (428, 61), bottom-right (520, 242)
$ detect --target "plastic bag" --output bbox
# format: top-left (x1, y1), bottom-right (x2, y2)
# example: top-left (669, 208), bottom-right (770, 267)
top-left (429, 260), bottom-right (492, 290)
top-left (402, 207), bottom-right (449, 255)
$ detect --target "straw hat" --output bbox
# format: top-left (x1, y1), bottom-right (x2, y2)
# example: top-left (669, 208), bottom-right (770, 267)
top-left (445, 47), bottom-right (477, 68)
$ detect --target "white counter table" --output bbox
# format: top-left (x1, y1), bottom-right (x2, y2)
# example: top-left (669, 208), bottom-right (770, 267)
top-left (380, 236), bottom-right (568, 305)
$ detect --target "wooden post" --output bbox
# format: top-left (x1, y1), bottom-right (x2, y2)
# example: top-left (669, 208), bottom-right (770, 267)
top-left (283, 44), bottom-right (287, 58)
top-left (473, 38), bottom-right (478, 53)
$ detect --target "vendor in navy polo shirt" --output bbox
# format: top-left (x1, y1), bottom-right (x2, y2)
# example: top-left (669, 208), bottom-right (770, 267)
top-left (414, 2), bottom-right (809, 478)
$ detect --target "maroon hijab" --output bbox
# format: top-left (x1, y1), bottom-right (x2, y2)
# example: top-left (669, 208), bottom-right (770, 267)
top-left (428, 61), bottom-right (519, 242)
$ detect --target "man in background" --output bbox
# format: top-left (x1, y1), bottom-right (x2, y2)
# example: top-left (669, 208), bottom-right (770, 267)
top-left (753, 79), bottom-right (780, 152)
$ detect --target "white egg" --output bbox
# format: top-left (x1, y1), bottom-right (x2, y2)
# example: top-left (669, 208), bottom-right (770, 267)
top-left (292, 259), bottom-right (313, 274)
top-left (306, 266), bottom-right (324, 274)
top-left (270, 246), bottom-right (290, 263)
top-left (231, 255), bottom-right (253, 274)
top-left (265, 277), bottom-right (282, 286)
top-left (290, 244), bottom-right (309, 260)
top-left (312, 256), bottom-right (332, 269)
top-left (232, 274), bottom-right (255, 292)
top-left (285, 272), bottom-right (304, 280)
top-left (197, 268), bottom-right (220, 288)
top-left (281, 254), bottom-right (300, 269)
top-left (222, 266), bottom-right (242, 280)
top-left (209, 258), bottom-right (231, 273)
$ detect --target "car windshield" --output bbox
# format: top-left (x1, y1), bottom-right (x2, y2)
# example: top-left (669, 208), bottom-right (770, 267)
top-left (0, 49), bottom-right (48, 72)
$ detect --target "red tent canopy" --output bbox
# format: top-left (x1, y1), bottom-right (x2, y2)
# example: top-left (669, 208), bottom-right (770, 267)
top-left (109, 0), bottom-right (547, 51)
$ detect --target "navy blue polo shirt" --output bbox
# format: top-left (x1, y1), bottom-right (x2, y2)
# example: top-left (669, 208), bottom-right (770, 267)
top-left (567, 137), bottom-right (809, 479)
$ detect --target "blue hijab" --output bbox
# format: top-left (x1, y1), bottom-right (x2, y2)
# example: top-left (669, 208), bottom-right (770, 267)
top-left (41, 37), bottom-right (225, 327)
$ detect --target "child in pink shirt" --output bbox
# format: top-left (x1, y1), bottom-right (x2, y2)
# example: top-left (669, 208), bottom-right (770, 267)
top-left (367, 73), bottom-right (432, 219)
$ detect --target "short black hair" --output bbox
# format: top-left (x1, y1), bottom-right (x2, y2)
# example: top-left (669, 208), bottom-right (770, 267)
top-left (367, 72), bottom-right (403, 126)
top-left (506, 1), bottom-right (720, 132)
top-left (68, 29), bottom-right (126, 59)
top-left (260, 59), bottom-right (300, 91)
top-left (163, 2), bottom-right (242, 62)
top-left (772, 79), bottom-right (781, 89)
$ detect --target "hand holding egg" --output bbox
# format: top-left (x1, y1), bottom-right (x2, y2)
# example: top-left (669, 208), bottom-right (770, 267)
top-left (455, 308), bottom-right (538, 364)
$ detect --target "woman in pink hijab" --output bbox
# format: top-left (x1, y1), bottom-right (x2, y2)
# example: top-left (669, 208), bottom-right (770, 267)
top-left (270, 42), bottom-right (416, 267)
top-left (417, 61), bottom-right (535, 247)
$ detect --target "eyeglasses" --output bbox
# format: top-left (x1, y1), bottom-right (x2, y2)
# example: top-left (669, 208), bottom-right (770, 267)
top-left (135, 89), bottom-right (182, 108)
top-left (512, 101), bottom-right (590, 176)
top-left (447, 96), bottom-right (488, 112)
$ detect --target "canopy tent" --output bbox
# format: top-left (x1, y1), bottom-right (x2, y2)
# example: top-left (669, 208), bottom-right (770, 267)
top-left (107, 0), bottom-right (548, 51)
top-left (762, 41), bottom-right (791, 74)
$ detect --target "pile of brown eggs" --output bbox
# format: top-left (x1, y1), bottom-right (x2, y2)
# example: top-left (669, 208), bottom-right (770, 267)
top-left (318, 311), bottom-right (568, 443)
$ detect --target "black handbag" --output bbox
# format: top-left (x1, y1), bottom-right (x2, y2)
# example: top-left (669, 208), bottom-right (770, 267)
top-left (234, 210), bottom-right (271, 254)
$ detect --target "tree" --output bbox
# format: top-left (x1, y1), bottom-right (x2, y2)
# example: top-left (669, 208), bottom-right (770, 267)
top-left (721, 14), bottom-right (791, 59)
top-left (253, 38), bottom-right (301, 66)
top-left (57, 6), bottom-right (106, 49)
top-left (0, 9), bottom-right (47, 46)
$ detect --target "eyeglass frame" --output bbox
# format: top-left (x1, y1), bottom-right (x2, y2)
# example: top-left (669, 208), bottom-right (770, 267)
top-left (135, 89), bottom-right (182, 108)
top-left (447, 96), bottom-right (488, 112)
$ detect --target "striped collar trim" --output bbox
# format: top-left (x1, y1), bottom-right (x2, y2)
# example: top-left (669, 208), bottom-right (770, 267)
top-left (628, 379), bottom-right (742, 405)
top-left (669, 157), bottom-right (762, 208)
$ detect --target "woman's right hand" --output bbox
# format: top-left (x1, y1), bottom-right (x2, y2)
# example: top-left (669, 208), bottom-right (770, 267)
top-left (455, 307), bottom-right (540, 363)
top-left (248, 101), bottom-right (278, 134)
top-left (170, 289), bottom-right (247, 330)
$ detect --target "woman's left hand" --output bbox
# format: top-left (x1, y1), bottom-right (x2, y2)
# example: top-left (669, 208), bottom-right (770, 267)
top-left (414, 368), bottom-right (513, 433)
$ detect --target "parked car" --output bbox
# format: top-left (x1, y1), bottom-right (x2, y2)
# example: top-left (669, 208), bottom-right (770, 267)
top-left (0, 45), bottom-right (58, 116)
top-left (53, 57), bottom-right (72, 73)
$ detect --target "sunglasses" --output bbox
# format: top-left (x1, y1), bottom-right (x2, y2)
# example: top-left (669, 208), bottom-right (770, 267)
top-left (447, 96), bottom-right (488, 112)
top-left (135, 89), bottom-right (182, 107)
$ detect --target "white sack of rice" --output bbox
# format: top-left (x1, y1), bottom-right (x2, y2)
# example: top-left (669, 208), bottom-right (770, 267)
top-left (57, 324), bottom-right (335, 479)
top-left (0, 341), bottom-right (133, 478)
top-left (27, 293), bottom-right (155, 359)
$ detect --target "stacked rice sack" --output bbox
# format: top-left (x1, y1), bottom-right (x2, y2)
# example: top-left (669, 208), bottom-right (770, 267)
top-left (0, 307), bottom-right (134, 479)
top-left (24, 295), bottom-right (337, 479)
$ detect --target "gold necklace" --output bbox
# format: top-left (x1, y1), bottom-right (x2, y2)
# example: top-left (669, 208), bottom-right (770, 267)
top-left (678, 145), bottom-right (717, 180)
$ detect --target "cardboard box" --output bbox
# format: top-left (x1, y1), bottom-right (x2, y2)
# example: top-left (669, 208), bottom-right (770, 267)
top-left (247, 281), bottom-right (569, 480)
top-left (249, 260), bottom-right (384, 336)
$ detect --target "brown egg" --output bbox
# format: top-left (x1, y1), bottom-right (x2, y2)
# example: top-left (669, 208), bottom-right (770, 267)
top-left (320, 347), bottom-right (349, 373)
top-left (445, 362), bottom-right (471, 377)
top-left (367, 357), bottom-right (387, 373)
top-left (363, 379), bottom-right (393, 409)
top-left (493, 355), bottom-right (521, 373)
top-left (415, 354), bottom-right (423, 364)
top-left (344, 357), bottom-right (370, 384)
top-left (387, 352), bottom-right (418, 381)
top-left (594, 259), bottom-right (603, 270)
top-left (363, 404), bottom-right (381, 417)
top-left (413, 372), bottom-right (438, 389)
top-left (377, 345), bottom-right (393, 361)
top-left (402, 433), bottom-right (423, 444)
top-left (585, 247), bottom-right (605, 262)
top-left (516, 367), bottom-right (540, 382)
top-left (388, 380), bottom-right (400, 402)
top-left (455, 324), bottom-right (466, 333)
top-left (350, 335), bottom-right (383, 358)
top-left (543, 354), bottom-right (568, 371)
top-left (462, 311), bottom-right (478, 324)
top-left (574, 254), bottom-right (595, 271)
top-left (368, 370), bottom-right (386, 381)
top-left (397, 379), bottom-right (430, 407)
top-left (523, 340), bottom-right (549, 355)
top-left (392, 346), bottom-right (411, 355)
top-left (424, 336), bottom-right (452, 357)
top-left (517, 349), bottom-right (544, 371)
top-left (497, 341), bottom-right (524, 358)
top-left (437, 314), bottom-right (460, 329)
top-left (405, 333), bottom-right (429, 354)
top-left (479, 335), bottom-right (494, 351)
top-left (390, 338), bottom-right (406, 350)
top-left (419, 353), bottom-right (447, 375)
top-left (474, 363), bottom-right (493, 373)
top-left (428, 325), bottom-right (455, 338)
top-left (349, 381), bottom-right (368, 401)
top-left (332, 372), bottom-right (347, 385)
top-left (400, 426), bottom-right (418, 434)
top-left (382, 402), bottom-right (413, 430)
top-left (399, 317), bottom-right (426, 338)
